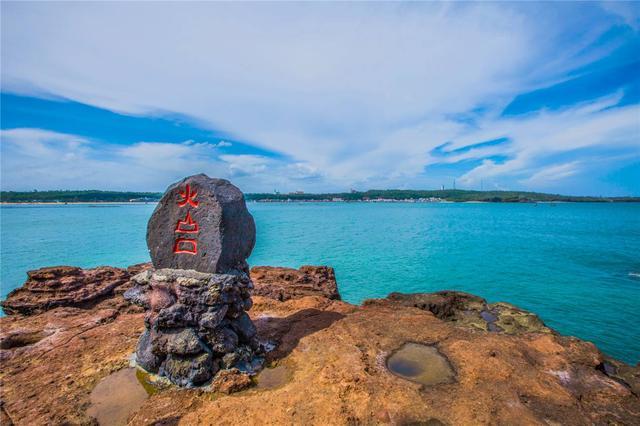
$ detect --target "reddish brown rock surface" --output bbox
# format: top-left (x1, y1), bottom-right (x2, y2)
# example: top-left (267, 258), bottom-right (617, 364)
top-left (1, 265), bottom-right (639, 425)
top-left (0, 265), bottom-right (143, 315)
top-left (251, 265), bottom-right (340, 301)
top-left (209, 368), bottom-right (253, 394)
top-left (0, 291), bottom-right (144, 424)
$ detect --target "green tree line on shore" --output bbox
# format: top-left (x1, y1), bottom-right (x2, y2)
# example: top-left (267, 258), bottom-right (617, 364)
top-left (246, 189), bottom-right (638, 202)
top-left (2, 189), bottom-right (638, 203)
top-left (0, 190), bottom-right (162, 203)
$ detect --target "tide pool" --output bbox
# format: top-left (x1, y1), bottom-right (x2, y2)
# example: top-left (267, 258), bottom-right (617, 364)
top-left (1, 202), bottom-right (639, 364)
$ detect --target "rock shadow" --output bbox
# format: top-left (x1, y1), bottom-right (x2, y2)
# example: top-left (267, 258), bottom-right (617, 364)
top-left (0, 330), bottom-right (50, 349)
top-left (154, 416), bottom-right (181, 426)
top-left (255, 308), bottom-right (345, 361)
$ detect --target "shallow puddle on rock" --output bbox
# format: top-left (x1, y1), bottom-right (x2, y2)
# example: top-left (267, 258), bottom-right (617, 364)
top-left (386, 343), bottom-right (455, 386)
top-left (135, 368), bottom-right (167, 396)
top-left (480, 310), bottom-right (503, 332)
top-left (86, 368), bottom-right (149, 425)
top-left (255, 364), bottom-right (291, 390)
top-left (480, 310), bottom-right (498, 323)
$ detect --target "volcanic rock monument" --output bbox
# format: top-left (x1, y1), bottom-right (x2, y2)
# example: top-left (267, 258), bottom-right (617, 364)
top-left (125, 174), bottom-right (262, 387)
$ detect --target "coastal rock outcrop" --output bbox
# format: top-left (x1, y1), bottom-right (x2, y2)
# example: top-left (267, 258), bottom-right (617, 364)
top-left (0, 265), bottom-right (134, 315)
top-left (251, 265), bottom-right (341, 301)
top-left (366, 291), bottom-right (552, 334)
top-left (146, 174), bottom-right (256, 274)
top-left (0, 265), bottom-right (638, 425)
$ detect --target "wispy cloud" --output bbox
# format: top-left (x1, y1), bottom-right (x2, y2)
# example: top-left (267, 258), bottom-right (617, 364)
top-left (455, 94), bottom-right (640, 186)
top-left (0, 129), bottom-right (223, 190)
top-left (0, 128), bottom-right (322, 192)
top-left (1, 2), bottom-right (638, 194)
top-left (521, 161), bottom-right (582, 186)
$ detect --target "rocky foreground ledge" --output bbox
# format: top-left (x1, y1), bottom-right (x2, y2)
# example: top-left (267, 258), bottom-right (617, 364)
top-left (1, 265), bottom-right (639, 425)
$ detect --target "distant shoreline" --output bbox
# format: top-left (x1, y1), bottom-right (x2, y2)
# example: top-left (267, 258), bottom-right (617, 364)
top-left (3, 200), bottom-right (639, 206)
top-left (0, 202), bottom-right (157, 205)
top-left (2, 188), bottom-right (639, 204)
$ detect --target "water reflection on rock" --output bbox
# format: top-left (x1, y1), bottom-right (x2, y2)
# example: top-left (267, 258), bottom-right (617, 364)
top-left (256, 364), bottom-right (291, 390)
top-left (387, 343), bottom-right (455, 386)
top-left (86, 368), bottom-right (149, 425)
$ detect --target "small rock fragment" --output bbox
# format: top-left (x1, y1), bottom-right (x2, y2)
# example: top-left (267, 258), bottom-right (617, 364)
top-left (210, 368), bottom-right (252, 394)
top-left (160, 352), bottom-right (216, 387)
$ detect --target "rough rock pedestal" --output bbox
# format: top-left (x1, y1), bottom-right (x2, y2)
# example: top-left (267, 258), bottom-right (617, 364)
top-left (125, 268), bottom-right (261, 387)
top-left (125, 174), bottom-right (262, 388)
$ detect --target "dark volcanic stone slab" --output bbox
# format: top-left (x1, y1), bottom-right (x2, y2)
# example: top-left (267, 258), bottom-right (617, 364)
top-left (160, 352), bottom-right (216, 387)
top-left (136, 330), bottom-right (165, 373)
top-left (147, 174), bottom-right (256, 274)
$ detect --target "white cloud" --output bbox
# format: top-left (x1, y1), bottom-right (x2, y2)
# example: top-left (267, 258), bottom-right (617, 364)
top-left (0, 129), bottom-right (228, 191)
top-left (521, 162), bottom-right (581, 186)
top-left (1, 2), bottom-right (638, 194)
top-left (455, 96), bottom-right (640, 189)
top-left (0, 129), bottom-right (325, 192)
top-left (285, 162), bottom-right (322, 181)
top-left (219, 154), bottom-right (270, 177)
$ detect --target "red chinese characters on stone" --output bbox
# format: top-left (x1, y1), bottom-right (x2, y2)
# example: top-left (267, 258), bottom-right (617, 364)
top-left (173, 237), bottom-right (198, 254)
top-left (178, 184), bottom-right (199, 208)
top-left (175, 211), bottom-right (199, 234)
top-left (173, 184), bottom-right (199, 255)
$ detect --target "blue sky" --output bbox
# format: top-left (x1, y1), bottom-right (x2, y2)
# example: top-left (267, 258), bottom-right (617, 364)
top-left (1, 2), bottom-right (639, 195)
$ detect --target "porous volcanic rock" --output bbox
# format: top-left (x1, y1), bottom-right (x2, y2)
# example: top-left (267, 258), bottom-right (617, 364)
top-left (124, 268), bottom-right (263, 387)
top-left (1, 265), bottom-right (638, 425)
top-left (0, 266), bottom-right (132, 315)
top-left (251, 265), bottom-right (341, 301)
top-left (137, 175), bottom-right (260, 389)
top-left (147, 174), bottom-right (256, 274)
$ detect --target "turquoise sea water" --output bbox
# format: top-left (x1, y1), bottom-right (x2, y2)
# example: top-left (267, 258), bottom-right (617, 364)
top-left (1, 202), bottom-right (639, 364)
